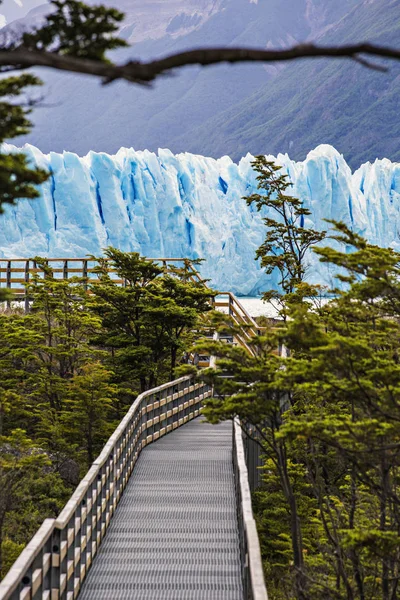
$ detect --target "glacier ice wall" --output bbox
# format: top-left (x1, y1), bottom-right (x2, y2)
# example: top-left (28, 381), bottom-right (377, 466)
top-left (0, 143), bottom-right (399, 295)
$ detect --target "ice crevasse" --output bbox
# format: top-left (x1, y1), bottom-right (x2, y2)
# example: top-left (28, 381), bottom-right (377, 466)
top-left (0, 143), bottom-right (399, 296)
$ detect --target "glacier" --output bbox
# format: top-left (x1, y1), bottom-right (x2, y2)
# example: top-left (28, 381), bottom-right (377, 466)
top-left (0, 143), bottom-right (399, 296)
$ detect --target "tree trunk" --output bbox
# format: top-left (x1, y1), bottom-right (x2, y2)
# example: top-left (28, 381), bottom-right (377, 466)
top-left (381, 455), bottom-right (390, 600)
top-left (87, 422), bottom-right (94, 467)
top-left (349, 468), bottom-right (364, 600)
top-left (170, 346), bottom-right (177, 381)
top-left (140, 377), bottom-right (147, 393)
top-left (278, 444), bottom-right (307, 599)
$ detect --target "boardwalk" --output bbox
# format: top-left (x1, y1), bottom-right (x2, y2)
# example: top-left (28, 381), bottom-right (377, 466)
top-left (79, 419), bottom-right (243, 600)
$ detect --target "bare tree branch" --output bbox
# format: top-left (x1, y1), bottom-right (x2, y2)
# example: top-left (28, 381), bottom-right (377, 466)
top-left (0, 42), bottom-right (399, 85)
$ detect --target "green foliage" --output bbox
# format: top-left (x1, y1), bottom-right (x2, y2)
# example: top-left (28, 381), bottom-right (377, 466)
top-left (0, 251), bottom-right (214, 575)
top-left (62, 363), bottom-right (118, 468)
top-left (22, 0), bottom-right (128, 61)
top-left (244, 157), bottom-right (326, 303)
top-left (0, 429), bottom-right (51, 576)
top-left (0, 75), bottom-right (48, 213)
top-left (89, 248), bottom-right (215, 391)
top-left (198, 222), bottom-right (400, 599)
top-left (24, 267), bottom-right (103, 413)
top-left (1, 539), bottom-right (24, 579)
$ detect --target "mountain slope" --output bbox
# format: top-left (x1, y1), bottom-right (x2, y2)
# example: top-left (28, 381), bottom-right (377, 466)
top-left (172, 0), bottom-right (400, 168)
top-left (0, 0), bottom-right (46, 27)
top-left (11, 0), bottom-right (386, 164)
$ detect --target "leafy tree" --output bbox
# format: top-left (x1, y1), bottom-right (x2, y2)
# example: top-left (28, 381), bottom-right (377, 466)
top-left (89, 248), bottom-right (215, 391)
top-left (0, 429), bottom-right (50, 577)
top-left (24, 263), bottom-right (103, 412)
top-left (21, 0), bottom-right (127, 61)
top-left (279, 226), bottom-right (400, 599)
top-left (88, 249), bottom-right (165, 392)
top-left (244, 157), bottom-right (326, 305)
top-left (198, 321), bottom-right (310, 598)
top-left (61, 363), bottom-right (118, 468)
top-left (143, 272), bottom-right (215, 378)
top-left (199, 224), bottom-right (400, 598)
top-left (0, 311), bottom-right (41, 436)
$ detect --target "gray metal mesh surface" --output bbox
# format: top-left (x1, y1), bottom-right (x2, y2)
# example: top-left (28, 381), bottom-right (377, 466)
top-left (79, 419), bottom-right (243, 600)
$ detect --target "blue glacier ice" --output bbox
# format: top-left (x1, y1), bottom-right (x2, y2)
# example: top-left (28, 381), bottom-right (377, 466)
top-left (0, 143), bottom-right (399, 296)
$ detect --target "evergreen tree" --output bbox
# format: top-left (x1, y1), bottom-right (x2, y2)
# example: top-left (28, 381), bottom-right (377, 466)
top-left (0, 429), bottom-right (50, 577)
top-left (199, 224), bottom-right (400, 598)
top-left (89, 248), bottom-right (215, 391)
top-left (244, 157), bottom-right (326, 304)
top-left (62, 363), bottom-right (118, 469)
top-left (22, 265), bottom-right (100, 403)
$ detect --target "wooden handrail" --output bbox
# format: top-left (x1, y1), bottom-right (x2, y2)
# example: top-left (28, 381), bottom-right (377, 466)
top-left (0, 257), bottom-right (261, 355)
top-left (233, 418), bottom-right (269, 600)
top-left (0, 376), bottom-right (211, 600)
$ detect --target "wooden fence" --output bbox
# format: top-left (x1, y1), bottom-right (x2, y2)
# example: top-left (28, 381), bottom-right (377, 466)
top-left (0, 257), bottom-right (262, 356)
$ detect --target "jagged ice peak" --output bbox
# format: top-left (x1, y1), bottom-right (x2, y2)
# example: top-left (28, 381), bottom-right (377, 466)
top-left (0, 143), bottom-right (399, 295)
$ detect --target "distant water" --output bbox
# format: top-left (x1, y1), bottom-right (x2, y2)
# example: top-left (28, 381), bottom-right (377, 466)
top-left (239, 296), bottom-right (332, 318)
top-left (238, 297), bottom-right (279, 318)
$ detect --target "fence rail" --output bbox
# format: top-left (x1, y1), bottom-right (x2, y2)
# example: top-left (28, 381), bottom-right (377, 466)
top-left (0, 257), bottom-right (262, 355)
top-left (0, 376), bottom-right (211, 600)
top-left (233, 418), bottom-right (268, 600)
top-left (215, 292), bottom-right (262, 356)
top-left (0, 257), bottom-right (203, 296)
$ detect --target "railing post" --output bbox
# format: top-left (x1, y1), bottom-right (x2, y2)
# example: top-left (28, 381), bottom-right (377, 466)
top-left (42, 532), bottom-right (53, 599)
top-left (51, 527), bottom-right (61, 598)
top-left (94, 472), bottom-right (102, 557)
top-left (6, 260), bottom-right (11, 309)
top-left (82, 259), bottom-right (88, 291)
top-left (0, 376), bottom-right (208, 600)
top-left (24, 260), bottom-right (30, 313)
top-left (44, 260), bottom-right (53, 280)
top-left (89, 479), bottom-right (97, 572)
top-left (60, 525), bottom-right (68, 599)
top-left (233, 419), bottom-right (268, 600)
top-left (66, 516), bottom-right (75, 597)
top-left (63, 259), bottom-right (68, 280)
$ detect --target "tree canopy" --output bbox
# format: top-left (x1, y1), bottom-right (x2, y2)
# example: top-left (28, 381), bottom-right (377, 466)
top-left (0, 253), bottom-right (213, 577)
top-left (198, 179), bottom-right (400, 597)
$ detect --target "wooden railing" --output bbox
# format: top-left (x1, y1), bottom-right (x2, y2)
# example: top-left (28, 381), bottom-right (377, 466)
top-left (233, 418), bottom-right (269, 600)
top-left (0, 257), bottom-right (262, 355)
top-left (0, 257), bottom-right (203, 296)
top-left (0, 376), bottom-right (211, 600)
top-left (215, 292), bottom-right (262, 357)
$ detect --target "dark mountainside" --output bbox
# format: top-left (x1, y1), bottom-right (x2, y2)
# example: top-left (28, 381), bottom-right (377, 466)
top-left (11, 0), bottom-right (400, 168)
top-left (176, 0), bottom-right (400, 168)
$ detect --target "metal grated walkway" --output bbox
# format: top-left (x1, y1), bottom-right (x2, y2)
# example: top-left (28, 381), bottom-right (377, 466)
top-left (79, 419), bottom-right (243, 600)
